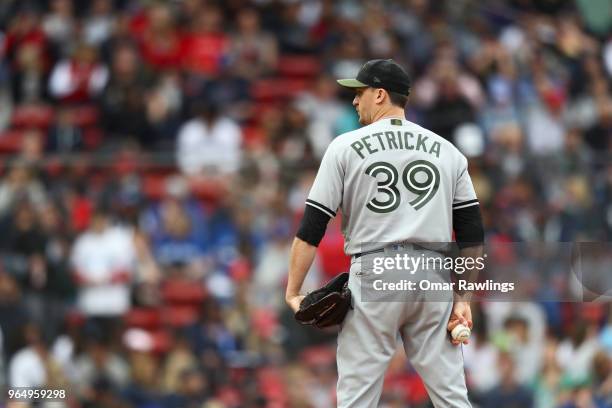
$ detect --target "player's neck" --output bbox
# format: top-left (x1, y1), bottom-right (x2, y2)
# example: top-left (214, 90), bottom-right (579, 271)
top-left (372, 107), bottom-right (406, 123)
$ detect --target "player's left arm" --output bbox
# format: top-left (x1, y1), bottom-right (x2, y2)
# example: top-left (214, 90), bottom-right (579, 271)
top-left (286, 206), bottom-right (332, 311)
top-left (448, 155), bottom-right (485, 344)
top-left (286, 239), bottom-right (317, 312)
top-left (286, 142), bottom-right (343, 312)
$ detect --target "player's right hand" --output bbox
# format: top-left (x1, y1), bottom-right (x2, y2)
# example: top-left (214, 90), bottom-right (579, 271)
top-left (447, 301), bottom-right (472, 346)
top-left (286, 294), bottom-right (305, 313)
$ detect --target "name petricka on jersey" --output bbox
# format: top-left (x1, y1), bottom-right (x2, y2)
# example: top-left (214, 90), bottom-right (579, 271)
top-left (349, 130), bottom-right (442, 160)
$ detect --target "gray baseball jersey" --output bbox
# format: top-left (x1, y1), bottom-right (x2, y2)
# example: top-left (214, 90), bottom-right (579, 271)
top-left (306, 117), bottom-right (478, 255)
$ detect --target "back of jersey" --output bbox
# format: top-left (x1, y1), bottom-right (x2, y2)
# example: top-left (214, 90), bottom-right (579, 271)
top-left (305, 118), bottom-right (478, 255)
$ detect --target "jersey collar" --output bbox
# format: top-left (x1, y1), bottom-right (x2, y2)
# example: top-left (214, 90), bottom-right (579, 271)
top-left (377, 116), bottom-right (405, 125)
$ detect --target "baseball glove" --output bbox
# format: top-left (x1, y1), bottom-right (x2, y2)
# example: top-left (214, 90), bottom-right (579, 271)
top-left (294, 272), bottom-right (352, 329)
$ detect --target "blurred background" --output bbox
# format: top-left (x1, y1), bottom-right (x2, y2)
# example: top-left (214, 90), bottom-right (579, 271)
top-left (0, 0), bottom-right (610, 407)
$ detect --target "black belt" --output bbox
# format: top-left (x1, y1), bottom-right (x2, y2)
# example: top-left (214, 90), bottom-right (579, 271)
top-left (353, 243), bottom-right (444, 259)
top-left (352, 248), bottom-right (385, 259)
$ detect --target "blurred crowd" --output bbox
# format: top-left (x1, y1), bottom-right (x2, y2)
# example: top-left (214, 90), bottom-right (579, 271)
top-left (0, 0), bottom-right (610, 407)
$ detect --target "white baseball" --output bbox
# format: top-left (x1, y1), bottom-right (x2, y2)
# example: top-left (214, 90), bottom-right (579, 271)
top-left (451, 324), bottom-right (471, 342)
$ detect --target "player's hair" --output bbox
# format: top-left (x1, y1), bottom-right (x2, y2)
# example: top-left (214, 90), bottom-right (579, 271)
top-left (388, 90), bottom-right (409, 108)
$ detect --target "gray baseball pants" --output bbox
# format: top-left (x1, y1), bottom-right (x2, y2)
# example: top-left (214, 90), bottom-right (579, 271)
top-left (336, 249), bottom-right (472, 408)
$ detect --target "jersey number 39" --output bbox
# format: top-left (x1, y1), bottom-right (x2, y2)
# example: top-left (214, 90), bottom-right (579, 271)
top-left (365, 160), bottom-right (440, 213)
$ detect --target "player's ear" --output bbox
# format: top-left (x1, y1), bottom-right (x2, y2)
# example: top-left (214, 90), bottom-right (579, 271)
top-left (383, 89), bottom-right (392, 105)
top-left (375, 88), bottom-right (386, 104)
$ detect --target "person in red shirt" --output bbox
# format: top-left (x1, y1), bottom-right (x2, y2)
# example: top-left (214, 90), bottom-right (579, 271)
top-left (48, 42), bottom-right (108, 104)
top-left (138, 3), bottom-right (183, 72)
top-left (5, 8), bottom-right (50, 72)
top-left (182, 5), bottom-right (230, 76)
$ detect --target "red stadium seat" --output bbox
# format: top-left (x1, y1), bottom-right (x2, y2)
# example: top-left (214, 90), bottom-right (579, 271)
top-left (251, 79), bottom-right (310, 102)
top-left (241, 125), bottom-right (264, 149)
top-left (82, 128), bottom-right (103, 150)
top-left (283, 78), bottom-right (310, 97)
top-left (11, 105), bottom-right (54, 129)
top-left (71, 105), bottom-right (99, 127)
top-left (150, 330), bottom-right (173, 353)
top-left (216, 386), bottom-right (242, 406)
top-left (142, 174), bottom-right (167, 200)
top-left (161, 279), bottom-right (207, 304)
top-left (383, 371), bottom-right (429, 405)
top-left (161, 305), bottom-right (199, 327)
top-left (299, 345), bottom-right (336, 367)
top-left (249, 102), bottom-right (281, 126)
top-left (64, 309), bottom-right (86, 328)
top-left (317, 218), bottom-right (351, 280)
top-left (124, 307), bottom-right (162, 330)
top-left (251, 309), bottom-right (279, 340)
top-left (0, 129), bottom-right (25, 153)
top-left (43, 157), bottom-right (64, 177)
top-left (228, 257), bottom-right (251, 282)
top-left (71, 194), bottom-right (93, 231)
top-left (189, 178), bottom-right (226, 203)
top-left (277, 55), bottom-right (321, 78)
top-left (256, 367), bottom-right (288, 403)
top-left (251, 79), bottom-right (287, 102)
top-left (580, 303), bottom-right (605, 323)
top-left (140, 158), bottom-right (176, 175)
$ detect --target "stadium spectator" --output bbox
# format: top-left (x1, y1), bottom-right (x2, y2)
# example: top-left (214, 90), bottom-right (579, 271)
top-left (557, 320), bottom-right (601, 384)
top-left (328, 35), bottom-right (367, 80)
top-left (0, 271), bottom-right (28, 361)
top-left (592, 350), bottom-right (612, 402)
top-left (160, 334), bottom-right (199, 394)
top-left (137, 2), bottom-right (183, 72)
top-left (151, 196), bottom-right (206, 270)
top-left (42, 0), bottom-right (75, 55)
top-left (182, 5), bottom-right (230, 76)
top-left (176, 99), bottom-right (242, 177)
top-left (533, 338), bottom-right (564, 408)
top-left (144, 73), bottom-right (183, 150)
top-left (10, 42), bottom-right (49, 105)
top-left (99, 42), bottom-right (150, 147)
top-left (4, 7), bottom-right (49, 72)
top-left (161, 367), bottom-right (216, 408)
top-left (48, 42), bottom-right (108, 104)
top-left (141, 175), bottom-right (208, 274)
top-left (72, 330), bottom-right (130, 395)
top-left (229, 7), bottom-right (278, 80)
top-left (82, 0), bottom-right (116, 47)
top-left (480, 352), bottom-right (534, 408)
top-left (70, 208), bottom-right (135, 317)
top-left (19, 128), bottom-right (45, 165)
top-left (295, 74), bottom-right (345, 159)
top-left (275, 1), bottom-right (313, 54)
top-left (185, 297), bottom-right (238, 363)
top-left (557, 385), bottom-right (610, 408)
top-left (269, 104), bottom-right (314, 172)
top-left (122, 351), bottom-right (162, 407)
top-left (0, 162), bottom-right (46, 218)
top-left (524, 60), bottom-right (567, 155)
top-left (502, 315), bottom-right (545, 385)
top-left (418, 55), bottom-right (482, 140)
top-left (46, 106), bottom-right (83, 153)
top-left (3, 202), bottom-right (46, 292)
top-left (463, 315), bottom-right (499, 395)
top-left (584, 96), bottom-right (612, 152)
top-left (8, 323), bottom-right (66, 388)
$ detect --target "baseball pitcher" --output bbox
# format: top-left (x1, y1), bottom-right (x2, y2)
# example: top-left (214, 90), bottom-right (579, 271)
top-left (286, 59), bottom-right (484, 407)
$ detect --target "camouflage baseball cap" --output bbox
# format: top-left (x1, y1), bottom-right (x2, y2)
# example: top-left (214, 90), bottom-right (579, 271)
top-left (337, 59), bottom-right (411, 96)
